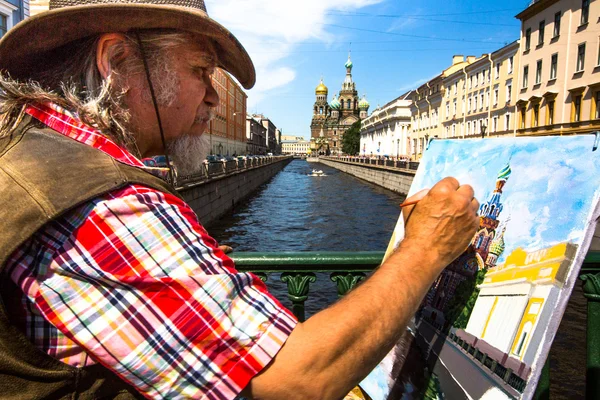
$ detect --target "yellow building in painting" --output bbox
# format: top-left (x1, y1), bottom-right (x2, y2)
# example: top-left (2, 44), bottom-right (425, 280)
top-left (466, 242), bottom-right (577, 367)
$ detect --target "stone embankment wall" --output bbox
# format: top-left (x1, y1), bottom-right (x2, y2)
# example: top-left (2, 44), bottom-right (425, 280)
top-left (318, 158), bottom-right (415, 195)
top-left (178, 158), bottom-right (292, 226)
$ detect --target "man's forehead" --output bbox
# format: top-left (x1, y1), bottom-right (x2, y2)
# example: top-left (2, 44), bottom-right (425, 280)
top-left (186, 35), bottom-right (217, 67)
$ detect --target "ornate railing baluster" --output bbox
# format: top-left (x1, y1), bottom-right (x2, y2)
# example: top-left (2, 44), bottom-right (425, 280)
top-left (330, 272), bottom-right (367, 298)
top-left (281, 272), bottom-right (316, 322)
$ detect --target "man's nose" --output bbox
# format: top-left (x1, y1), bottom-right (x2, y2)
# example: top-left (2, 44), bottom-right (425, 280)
top-left (204, 77), bottom-right (219, 107)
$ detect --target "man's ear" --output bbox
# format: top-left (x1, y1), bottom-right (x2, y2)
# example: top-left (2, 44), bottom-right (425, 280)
top-left (96, 33), bottom-right (130, 79)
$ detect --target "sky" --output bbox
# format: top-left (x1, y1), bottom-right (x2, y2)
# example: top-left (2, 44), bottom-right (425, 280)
top-left (205, 0), bottom-right (530, 139)
top-left (410, 136), bottom-right (600, 264)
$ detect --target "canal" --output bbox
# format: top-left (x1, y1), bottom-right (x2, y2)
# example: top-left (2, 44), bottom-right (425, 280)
top-left (206, 158), bottom-right (405, 316)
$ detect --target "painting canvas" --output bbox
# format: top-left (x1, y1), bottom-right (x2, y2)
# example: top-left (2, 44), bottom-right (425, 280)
top-left (355, 135), bottom-right (600, 400)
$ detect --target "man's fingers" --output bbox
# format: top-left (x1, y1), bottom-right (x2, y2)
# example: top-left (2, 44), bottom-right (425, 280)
top-left (401, 188), bottom-right (429, 224)
top-left (457, 184), bottom-right (475, 201)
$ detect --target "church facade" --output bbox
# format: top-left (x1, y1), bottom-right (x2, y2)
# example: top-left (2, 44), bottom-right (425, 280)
top-left (310, 56), bottom-right (369, 155)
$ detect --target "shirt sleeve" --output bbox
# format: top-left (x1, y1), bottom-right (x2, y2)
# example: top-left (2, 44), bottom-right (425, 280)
top-left (34, 184), bottom-right (297, 399)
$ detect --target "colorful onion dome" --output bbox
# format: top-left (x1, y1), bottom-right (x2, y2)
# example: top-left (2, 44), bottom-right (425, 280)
top-left (497, 163), bottom-right (511, 181)
top-left (489, 231), bottom-right (506, 256)
top-left (359, 94), bottom-right (370, 109)
top-left (315, 78), bottom-right (328, 95)
top-left (330, 95), bottom-right (341, 110)
top-left (345, 56), bottom-right (353, 69)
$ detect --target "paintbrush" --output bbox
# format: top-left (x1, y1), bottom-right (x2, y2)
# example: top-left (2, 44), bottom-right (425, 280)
top-left (399, 199), bottom-right (420, 208)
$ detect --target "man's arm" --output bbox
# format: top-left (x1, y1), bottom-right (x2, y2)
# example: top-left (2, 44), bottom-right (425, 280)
top-left (244, 177), bottom-right (480, 399)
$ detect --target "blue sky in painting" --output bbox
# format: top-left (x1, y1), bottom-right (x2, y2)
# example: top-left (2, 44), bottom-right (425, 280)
top-left (410, 136), bottom-right (600, 264)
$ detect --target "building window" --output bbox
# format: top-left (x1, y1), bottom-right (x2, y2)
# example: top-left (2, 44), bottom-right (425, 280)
top-left (508, 56), bottom-right (514, 74)
top-left (582, 0), bottom-right (590, 25)
top-left (532, 103), bottom-right (540, 127)
top-left (0, 14), bottom-right (6, 38)
top-left (596, 91), bottom-right (600, 119)
top-left (573, 94), bottom-right (583, 122)
top-left (553, 12), bottom-right (561, 38)
top-left (493, 115), bottom-right (498, 132)
top-left (520, 107), bottom-right (526, 129)
top-left (467, 121), bottom-right (471, 135)
top-left (535, 60), bottom-right (542, 84)
top-left (577, 43), bottom-right (586, 72)
top-left (446, 102), bottom-right (450, 115)
top-left (480, 93), bottom-right (484, 109)
top-left (507, 82), bottom-right (512, 103)
top-left (525, 28), bottom-right (531, 51)
top-left (494, 88), bottom-right (499, 105)
top-left (550, 54), bottom-right (558, 80)
top-left (538, 20), bottom-right (545, 45)
top-left (523, 65), bottom-right (529, 88)
top-left (453, 99), bottom-right (457, 115)
top-left (505, 113), bottom-right (511, 130)
top-left (468, 98), bottom-right (472, 112)
top-left (474, 96), bottom-right (478, 110)
top-left (495, 62), bottom-right (501, 79)
top-left (547, 100), bottom-right (555, 125)
top-left (454, 82), bottom-right (457, 95)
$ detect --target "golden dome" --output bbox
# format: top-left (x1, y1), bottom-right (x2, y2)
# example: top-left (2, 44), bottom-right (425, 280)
top-left (315, 78), bottom-right (328, 95)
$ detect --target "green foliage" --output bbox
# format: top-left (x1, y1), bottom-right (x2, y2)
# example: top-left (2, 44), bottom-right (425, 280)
top-left (423, 371), bottom-right (443, 400)
top-left (446, 268), bottom-right (488, 330)
top-left (341, 119), bottom-right (361, 155)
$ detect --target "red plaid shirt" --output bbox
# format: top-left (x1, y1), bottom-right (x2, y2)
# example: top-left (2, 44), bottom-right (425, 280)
top-left (4, 103), bottom-right (297, 399)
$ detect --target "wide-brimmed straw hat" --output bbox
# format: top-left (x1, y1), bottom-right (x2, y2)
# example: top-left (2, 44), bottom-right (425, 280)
top-left (0, 0), bottom-right (256, 89)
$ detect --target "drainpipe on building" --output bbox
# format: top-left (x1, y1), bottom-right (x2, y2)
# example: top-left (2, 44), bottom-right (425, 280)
top-left (514, 27), bottom-right (524, 137)
top-left (462, 66), bottom-right (468, 139)
top-left (488, 53), bottom-right (493, 137)
top-left (425, 81), bottom-right (432, 147)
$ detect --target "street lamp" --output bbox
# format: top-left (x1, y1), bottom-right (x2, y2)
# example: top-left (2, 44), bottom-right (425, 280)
top-left (480, 123), bottom-right (487, 139)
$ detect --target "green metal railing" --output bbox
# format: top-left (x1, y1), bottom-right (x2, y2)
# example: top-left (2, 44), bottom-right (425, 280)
top-left (231, 250), bottom-right (600, 399)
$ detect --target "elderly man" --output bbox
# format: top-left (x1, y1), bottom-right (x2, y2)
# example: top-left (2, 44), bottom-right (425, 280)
top-left (0, 0), bottom-right (479, 399)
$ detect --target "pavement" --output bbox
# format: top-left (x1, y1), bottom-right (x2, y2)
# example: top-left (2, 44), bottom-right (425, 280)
top-left (415, 320), bottom-right (517, 400)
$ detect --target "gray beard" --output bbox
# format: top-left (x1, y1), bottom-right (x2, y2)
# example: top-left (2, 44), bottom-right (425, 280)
top-left (167, 134), bottom-right (210, 176)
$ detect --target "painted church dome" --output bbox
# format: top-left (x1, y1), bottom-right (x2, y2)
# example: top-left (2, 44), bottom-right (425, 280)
top-left (345, 56), bottom-right (353, 69)
top-left (359, 94), bottom-right (370, 109)
top-left (330, 95), bottom-right (341, 110)
top-left (315, 78), bottom-right (328, 95)
top-left (498, 163), bottom-right (511, 181)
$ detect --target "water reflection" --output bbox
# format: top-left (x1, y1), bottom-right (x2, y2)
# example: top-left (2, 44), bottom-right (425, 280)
top-left (207, 159), bottom-right (405, 316)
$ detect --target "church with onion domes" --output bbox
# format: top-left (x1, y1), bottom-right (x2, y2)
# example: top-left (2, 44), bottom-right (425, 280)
top-left (310, 55), bottom-right (369, 155)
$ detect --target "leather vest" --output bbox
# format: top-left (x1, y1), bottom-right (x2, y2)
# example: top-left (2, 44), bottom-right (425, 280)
top-left (0, 115), bottom-right (181, 399)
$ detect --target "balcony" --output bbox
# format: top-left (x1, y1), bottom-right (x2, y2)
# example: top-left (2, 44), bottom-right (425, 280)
top-left (231, 250), bottom-right (600, 399)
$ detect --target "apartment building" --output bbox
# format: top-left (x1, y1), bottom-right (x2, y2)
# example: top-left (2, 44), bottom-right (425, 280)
top-left (442, 41), bottom-right (520, 139)
top-left (2, 0), bottom-right (28, 35)
top-left (360, 91), bottom-right (413, 157)
top-left (209, 68), bottom-right (247, 156)
top-left (409, 56), bottom-right (475, 159)
top-left (410, 74), bottom-right (443, 160)
top-left (516, 0), bottom-right (600, 135)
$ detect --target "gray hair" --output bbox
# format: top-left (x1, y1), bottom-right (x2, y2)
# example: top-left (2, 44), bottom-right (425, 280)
top-left (0, 30), bottom-right (196, 156)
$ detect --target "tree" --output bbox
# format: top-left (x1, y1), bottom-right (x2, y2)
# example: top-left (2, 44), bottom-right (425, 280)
top-left (445, 268), bottom-right (488, 330)
top-left (341, 119), bottom-right (361, 155)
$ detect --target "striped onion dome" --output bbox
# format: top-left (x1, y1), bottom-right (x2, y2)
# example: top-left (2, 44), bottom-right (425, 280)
top-left (489, 231), bottom-right (506, 256)
top-left (345, 56), bottom-right (353, 69)
top-left (497, 163), bottom-right (511, 180)
top-left (330, 95), bottom-right (341, 110)
top-left (359, 94), bottom-right (370, 109)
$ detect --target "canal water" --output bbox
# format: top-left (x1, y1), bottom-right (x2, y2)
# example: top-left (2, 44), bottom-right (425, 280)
top-left (207, 159), bottom-right (405, 316)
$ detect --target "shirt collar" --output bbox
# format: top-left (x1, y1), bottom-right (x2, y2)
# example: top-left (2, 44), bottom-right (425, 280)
top-left (25, 103), bottom-right (170, 180)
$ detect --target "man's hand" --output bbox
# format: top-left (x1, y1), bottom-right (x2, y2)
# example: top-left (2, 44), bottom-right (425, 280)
top-left (401, 177), bottom-right (479, 275)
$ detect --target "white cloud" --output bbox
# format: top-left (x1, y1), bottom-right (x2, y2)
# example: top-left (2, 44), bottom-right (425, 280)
top-left (206, 0), bottom-right (383, 109)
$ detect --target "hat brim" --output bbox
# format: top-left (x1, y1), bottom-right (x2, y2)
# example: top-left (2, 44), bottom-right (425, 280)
top-left (0, 3), bottom-right (255, 89)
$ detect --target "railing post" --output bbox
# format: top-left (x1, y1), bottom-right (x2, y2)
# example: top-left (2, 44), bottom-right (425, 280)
top-left (330, 272), bottom-right (366, 298)
top-left (280, 272), bottom-right (316, 322)
top-left (581, 273), bottom-right (600, 399)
